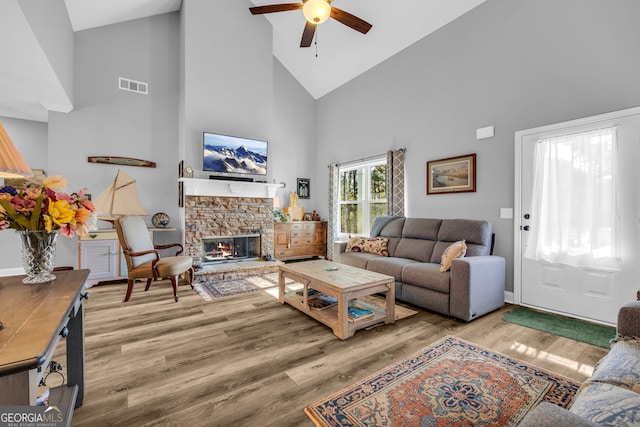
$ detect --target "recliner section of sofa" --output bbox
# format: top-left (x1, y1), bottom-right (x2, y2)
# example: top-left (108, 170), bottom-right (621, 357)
top-left (334, 217), bottom-right (506, 321)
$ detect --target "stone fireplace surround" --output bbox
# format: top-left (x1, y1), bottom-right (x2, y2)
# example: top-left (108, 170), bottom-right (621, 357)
top-left (181, 179), bottom-right (283, 280)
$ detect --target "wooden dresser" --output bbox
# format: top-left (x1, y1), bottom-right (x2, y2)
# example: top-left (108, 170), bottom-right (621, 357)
top-left (274, 221), bottom-right (327, 261)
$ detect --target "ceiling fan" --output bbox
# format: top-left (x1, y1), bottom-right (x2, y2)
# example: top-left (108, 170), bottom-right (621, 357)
top-left (249, 0), bottom-right (372, 48)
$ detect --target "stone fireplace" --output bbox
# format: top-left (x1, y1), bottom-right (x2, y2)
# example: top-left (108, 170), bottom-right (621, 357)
top-left (180, 179), bottom-right (283, 280)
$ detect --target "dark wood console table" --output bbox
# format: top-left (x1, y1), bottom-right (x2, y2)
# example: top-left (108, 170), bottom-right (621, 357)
top-left (0, 269), bottom-right (89, 410)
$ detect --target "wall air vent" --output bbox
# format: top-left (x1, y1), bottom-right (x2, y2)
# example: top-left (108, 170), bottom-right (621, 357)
top-left (118, 77), bottom-right (148, 95)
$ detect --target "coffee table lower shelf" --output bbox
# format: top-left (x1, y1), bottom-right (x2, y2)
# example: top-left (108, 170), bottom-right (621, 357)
top-left (282, 292), bottom-right (388, 333)
top-left (278, 261), bottom-right (395, 340)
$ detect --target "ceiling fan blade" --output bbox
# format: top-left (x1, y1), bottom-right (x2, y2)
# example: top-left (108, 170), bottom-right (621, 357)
top-left (300, 21), bottom-right (316, 47)
top-left (330, 7), bottom-right (372, 34)
top-left (249, 3), bottom-right (302, 15)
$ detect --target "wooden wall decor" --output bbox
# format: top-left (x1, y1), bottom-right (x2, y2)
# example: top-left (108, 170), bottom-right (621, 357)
top-left (88, 156), bottom-right (156, 168)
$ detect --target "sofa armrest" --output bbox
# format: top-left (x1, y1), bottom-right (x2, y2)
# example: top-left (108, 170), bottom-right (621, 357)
top-left (333, 241), bottom-right (347, 263)
top-left (449, 256), bottom-right (505, 321)
top-left (617, 299), bottom-right (640, 337)
top-left (518, 402), bottom-right (598, 427)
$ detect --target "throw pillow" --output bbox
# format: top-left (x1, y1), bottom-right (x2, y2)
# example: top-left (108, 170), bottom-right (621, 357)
top-left (345, 237), bottom-right (389, 256)
top-left (440, 239), bottom-right (467, 272)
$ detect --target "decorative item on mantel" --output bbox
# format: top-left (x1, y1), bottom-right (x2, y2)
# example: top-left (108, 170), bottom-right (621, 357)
top-left (0, 175), bottom-right (95, 284)
top-left (288, 192), bottom-right (304, 221)
top-left (93, 169), bottom-right (148, 225)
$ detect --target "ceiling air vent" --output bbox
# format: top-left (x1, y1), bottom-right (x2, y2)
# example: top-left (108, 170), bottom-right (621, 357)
top-left (118, 77), bottom-right (148, 95)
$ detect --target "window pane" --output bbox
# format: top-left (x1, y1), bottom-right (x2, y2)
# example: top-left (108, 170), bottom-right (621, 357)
top-left (370, 203), bottom-right (387, 226)
top-left (370, 164), bottom-right (386, 200)
top-left (341, 204), bottom-right (363, 235)
top-left (340, 169), bottom-right (363, 202)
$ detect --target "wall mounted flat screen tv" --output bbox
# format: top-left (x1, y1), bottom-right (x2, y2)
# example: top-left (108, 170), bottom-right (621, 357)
top-left (203, 132), bottom-right (268, 176)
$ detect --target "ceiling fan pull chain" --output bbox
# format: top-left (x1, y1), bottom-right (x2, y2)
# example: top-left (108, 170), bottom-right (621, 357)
top-left (315, 30), bottom-right (319, 58)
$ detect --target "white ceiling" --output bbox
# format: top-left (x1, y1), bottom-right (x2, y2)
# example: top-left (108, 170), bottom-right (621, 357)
top-left (0, 0), bottom-right (485, 122)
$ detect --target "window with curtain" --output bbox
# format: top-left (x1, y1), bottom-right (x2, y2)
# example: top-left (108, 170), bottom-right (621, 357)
top-left (524, 127), bottom-right (619, 270)
top-left (338, 157), bottom-right (386, 237)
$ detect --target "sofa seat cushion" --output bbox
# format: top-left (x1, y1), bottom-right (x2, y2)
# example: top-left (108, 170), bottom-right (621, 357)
top-left (587, 340), bottom-right (640, 393)
top-left (366, 257), bottom-right (418, 282)
top-left (569, 382), bottom-right (640, 425)
top-left (338, 251), bottom-right (381, 270)
top-left (401, 263), bottom-right (450, 293)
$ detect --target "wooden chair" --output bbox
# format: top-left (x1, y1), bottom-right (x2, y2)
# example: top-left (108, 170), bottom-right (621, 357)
top-left (114, 216), bottom-right (194, 302)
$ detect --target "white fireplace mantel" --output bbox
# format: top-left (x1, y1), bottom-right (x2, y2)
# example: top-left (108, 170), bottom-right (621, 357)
top-left (179, 178), bottom-right (280, 199)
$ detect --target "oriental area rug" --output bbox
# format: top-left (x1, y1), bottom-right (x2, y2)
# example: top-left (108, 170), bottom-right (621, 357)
top-left (305, 335), bottom-right (580, 427)
top-left (192, 272), bottom-right (283, 301)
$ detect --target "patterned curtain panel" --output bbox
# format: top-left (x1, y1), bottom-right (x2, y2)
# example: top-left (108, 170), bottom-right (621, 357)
top-left (386, 148), bottom-right (406, 216)
top-left (327, 163), bottom-right (339, 260)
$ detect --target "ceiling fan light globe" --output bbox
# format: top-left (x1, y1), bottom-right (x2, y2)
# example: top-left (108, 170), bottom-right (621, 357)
top-left (303, 0), bottom-right (331, 25)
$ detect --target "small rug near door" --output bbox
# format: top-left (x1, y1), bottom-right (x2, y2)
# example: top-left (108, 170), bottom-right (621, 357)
top-left (305, 335), bottom-right (580, 427)
top-left (193, 272), bottom-right (282, 301)
top-left (503, 307), bottom-right (616, 349)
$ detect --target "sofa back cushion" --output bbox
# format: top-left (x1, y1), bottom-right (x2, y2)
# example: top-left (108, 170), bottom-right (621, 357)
top-left (393, 218), bottom-right (442, 262)
top-left (374, 217), bottom-right (406, 257)
top-left (430, 219), bottom-right (492, 263)
top-left (370, 216), bottom-right (493, 263)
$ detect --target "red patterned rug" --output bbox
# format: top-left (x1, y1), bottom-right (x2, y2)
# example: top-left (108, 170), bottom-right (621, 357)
top-left (305, 335), bottom-right (580, 427)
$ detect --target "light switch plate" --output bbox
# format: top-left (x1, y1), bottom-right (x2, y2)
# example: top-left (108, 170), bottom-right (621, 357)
top-left (500, 208), bottom-right (513, 219)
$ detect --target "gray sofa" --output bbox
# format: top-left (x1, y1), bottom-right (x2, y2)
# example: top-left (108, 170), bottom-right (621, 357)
top-left (519, 296), bottom-right (640, 426)
top-left (334, 217), bottom-right (506, 321)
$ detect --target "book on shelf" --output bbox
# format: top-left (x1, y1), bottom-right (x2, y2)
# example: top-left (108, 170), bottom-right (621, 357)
top-left (306, 293), bottom-right (338, 310)
top-left (295, 287), bottom-right (321, 298)
top-left (347, 304), bottom-right (374, 322)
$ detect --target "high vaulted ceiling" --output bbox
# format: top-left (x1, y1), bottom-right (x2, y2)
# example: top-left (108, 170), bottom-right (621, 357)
top-left (0, 0), bottom-right (485, 122)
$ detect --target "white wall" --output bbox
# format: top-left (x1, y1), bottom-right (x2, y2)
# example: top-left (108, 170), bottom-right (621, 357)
top-left (314, 0), bottom-right (640, 292)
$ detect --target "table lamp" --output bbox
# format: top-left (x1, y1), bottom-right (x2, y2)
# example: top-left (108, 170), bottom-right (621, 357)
top-left (0, 120), bottom-right (33, 331)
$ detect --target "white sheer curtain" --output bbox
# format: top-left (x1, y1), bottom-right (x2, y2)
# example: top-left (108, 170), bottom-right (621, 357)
top-left (524, 127), bottom-right (620, 270)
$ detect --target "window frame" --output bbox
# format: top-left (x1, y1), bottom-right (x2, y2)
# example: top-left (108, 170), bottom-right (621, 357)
top-left (337, 156), bottom-right (387, 239)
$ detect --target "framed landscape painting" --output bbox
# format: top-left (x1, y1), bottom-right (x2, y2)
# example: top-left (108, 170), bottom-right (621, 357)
top-left (427, 153), bottom-right (476, 195)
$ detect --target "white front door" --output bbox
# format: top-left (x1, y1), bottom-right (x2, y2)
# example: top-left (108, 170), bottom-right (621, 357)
top-left (515, 107), bottom-right (640, 325)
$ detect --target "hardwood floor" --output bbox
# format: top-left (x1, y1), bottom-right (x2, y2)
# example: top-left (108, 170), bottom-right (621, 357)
top-left (58, 279), bottom-right (609, 426)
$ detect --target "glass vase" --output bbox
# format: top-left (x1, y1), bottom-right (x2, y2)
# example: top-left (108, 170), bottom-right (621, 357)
top-left (17, 230), bottom-right (59, 284)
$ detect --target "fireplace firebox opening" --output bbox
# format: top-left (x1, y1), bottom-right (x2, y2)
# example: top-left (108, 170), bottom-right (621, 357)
top-left (201, 234), bottom-right (261, 264)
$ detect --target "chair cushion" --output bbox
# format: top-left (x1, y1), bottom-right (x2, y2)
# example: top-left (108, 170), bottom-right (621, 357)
top-left (587, 340), bottom-right (640, 393)
top-left (569, 382), bottom-right (640, 425)
top-left (366, 257), bottom-right (418, 282)
top-left (119, 216), bottom-right (156, 268)
top-left (128, 256), bottom-right (192, 279)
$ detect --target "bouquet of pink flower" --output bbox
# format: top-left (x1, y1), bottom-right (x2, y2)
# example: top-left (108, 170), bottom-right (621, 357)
top-left (0, 175), bottom-right (95, 237)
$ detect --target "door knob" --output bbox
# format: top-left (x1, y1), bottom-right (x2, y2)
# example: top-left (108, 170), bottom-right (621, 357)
top-left (522, 225), bottom-right (530, 231)
top-left (524, 214), bottom-right (530, 219)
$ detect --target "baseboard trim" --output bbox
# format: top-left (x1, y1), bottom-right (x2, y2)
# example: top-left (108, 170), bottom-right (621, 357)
top-left (504, 291), bottom-right (514, 304)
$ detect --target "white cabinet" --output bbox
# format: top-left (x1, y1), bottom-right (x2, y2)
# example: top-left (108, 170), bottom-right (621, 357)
top-left (77, 230), bottom-right (126, 282)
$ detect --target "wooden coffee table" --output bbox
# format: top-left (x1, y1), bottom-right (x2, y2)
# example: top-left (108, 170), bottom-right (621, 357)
top-left (279, 259), bottom-right (395, 340)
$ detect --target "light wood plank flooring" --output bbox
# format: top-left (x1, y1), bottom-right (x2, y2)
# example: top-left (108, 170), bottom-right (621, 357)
top-left (55, 279), bottom-right (608, 426)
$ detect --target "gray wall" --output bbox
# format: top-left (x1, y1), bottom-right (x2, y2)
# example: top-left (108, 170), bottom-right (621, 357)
top-left (48, 12), bottom-right (181, 266)
top-left (0, 2), bottom-right (316, 270)
top-left (0, 116), bottom-right (48, 268)
top-left (314, 0), bottom-right (640, 292)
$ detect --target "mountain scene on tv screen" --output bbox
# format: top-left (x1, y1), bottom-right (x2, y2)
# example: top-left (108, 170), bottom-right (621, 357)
top-left (204, 144), bottom-right (267, 175)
